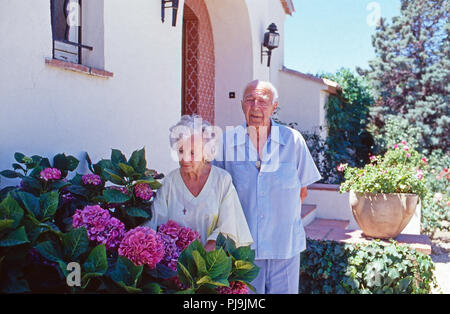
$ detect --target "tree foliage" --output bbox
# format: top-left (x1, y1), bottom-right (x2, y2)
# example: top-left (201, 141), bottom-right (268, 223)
top-left (358, 0), bottom-right (449, 153)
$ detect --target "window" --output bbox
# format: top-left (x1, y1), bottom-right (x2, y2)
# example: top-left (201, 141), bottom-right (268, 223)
top-left (51, 0), bottom-right (93, 64)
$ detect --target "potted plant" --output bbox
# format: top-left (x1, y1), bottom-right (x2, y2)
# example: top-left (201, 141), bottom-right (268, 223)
top-left (339, 142), bottom-right (428, 239)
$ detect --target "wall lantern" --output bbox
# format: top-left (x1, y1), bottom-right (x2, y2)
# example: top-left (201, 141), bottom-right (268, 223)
top-left (261, 23), bottom-right (280, 67)
top-left (161, 0), bottom-right (179, 27)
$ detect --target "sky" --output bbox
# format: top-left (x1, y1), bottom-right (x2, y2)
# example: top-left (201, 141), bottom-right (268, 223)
top-left (284, 0), bottom-right (401, 75)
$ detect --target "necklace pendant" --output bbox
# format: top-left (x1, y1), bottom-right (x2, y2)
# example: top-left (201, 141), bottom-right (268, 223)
top-left (182, 208), bottom-right (187, 215)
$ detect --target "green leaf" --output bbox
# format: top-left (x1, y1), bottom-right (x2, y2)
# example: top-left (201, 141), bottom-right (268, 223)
top-left (14, 152), bottom-right (26, 163)
top-left (20, 176), bottom-right (42, 191)
top-left (0, 194), bottom-right (24, 228)
top-left (0, 219), bottom-right (14, 232)
top-left (48, 180), bottom-right (71, 191)
top-left (39, 191), bottom-right (59, 219)
top-left (177, 261), bottom-right (194, 287)
top-left (129, 148), bottom-right (147, 173)
top-left (126, 207), bottom-right (150, 218)
top-left (196, 275), bottom-right (229, 287)
top-left (205, 249), bottom-right (232, 281)
top-left (63, 227), bottom-right (89, 260)
top-left (17, 191), bottom-right (40, 217)
top-left (103, 188), bottom-right (130, 204)
top-left (35, 241), bottom-right (62, 262)
top-left (145, 263), bottom-right (177, 279)
top-left (0, 226), bottom-right (29, 247)
top-left (192, 250), bottom-right (208, 277)
top-left (147, 181), bottom-right (162, 190)
top-left (66, 156), bottom-right (80, 171)
top-left (0, 170), bottom-right (22, 178)
top-left (111, 149), bottom-right (127, 166)
top-left (0, 270), bottom-right (30, 293)
top-left (398, 277), bottom-right (411, 292)
top-left (83, 244), bottom-right (108, 275)
top-left (85, 152), bottom-right (95, 173)
top-left (109, 256), bottom-right (143, 288)
top-left (53, 153), bottom-right (68, 170)
top-left (118, 163), bottom-right (136, 177)
top-left (143, 282), bottom-right (163, 294)
top-left (234, 260), bottom-right (253, 270)
top-left (103, 168), bottom-right (126, 185)
top-left (12, 163), bottom-right (25, 172)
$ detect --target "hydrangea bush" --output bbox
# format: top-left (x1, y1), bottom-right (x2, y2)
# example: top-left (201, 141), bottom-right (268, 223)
top-left (0, 149), bottom-right (259, 294)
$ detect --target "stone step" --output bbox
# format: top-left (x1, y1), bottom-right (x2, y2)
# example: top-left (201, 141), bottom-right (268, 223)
top-left (306, 218), bottom-right (350, 230)
top-left (301, 204), bottom-right (317, 226)
top-left (304, 218), bottom-right (432, 255)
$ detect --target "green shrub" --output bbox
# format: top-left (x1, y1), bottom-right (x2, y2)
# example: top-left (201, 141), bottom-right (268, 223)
top-left (300, 239), bottom-right (438, 294)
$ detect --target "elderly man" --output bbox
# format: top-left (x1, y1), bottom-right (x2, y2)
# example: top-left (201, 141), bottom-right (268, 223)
top-left (213, 80), bottom-right (322, 294)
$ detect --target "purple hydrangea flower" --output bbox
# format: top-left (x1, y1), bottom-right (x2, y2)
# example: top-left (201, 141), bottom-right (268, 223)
top-left (82, 174), bottom-right (102, 186)
top-left (160, 233), bottom-right (180, 271)
top-left (40, 168), bottom-right (61, 181)
top-left (134, 183), bottom-right (153, 201)
top-left (217, 281), bottom-right (249, 294)
top-left (72, 205), bottom-right (125, 250)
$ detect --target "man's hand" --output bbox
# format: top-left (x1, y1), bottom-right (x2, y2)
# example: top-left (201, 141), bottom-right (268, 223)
top-left (300, 187), bottom-right (308, 203)
top-left (205, 240), bottom-right (216, 252)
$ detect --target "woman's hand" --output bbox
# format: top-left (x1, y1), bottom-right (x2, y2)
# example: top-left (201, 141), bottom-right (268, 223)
top-left (205, 240), bottom-right (216, 252)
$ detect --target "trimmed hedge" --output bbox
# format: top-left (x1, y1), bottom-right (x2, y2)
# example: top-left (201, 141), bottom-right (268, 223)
top-left (299, 239), bottom-right (437, 294)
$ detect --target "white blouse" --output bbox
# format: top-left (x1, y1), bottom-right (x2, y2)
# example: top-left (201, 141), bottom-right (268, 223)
top-left (145, 165), bottom-right (253, 248)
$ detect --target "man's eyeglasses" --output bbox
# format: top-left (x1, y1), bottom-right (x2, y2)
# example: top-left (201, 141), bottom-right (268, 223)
top-left (242, 97), bottom-right (272, 107)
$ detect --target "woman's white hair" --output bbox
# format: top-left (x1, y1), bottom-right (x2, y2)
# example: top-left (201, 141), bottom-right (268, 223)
top-left (169, 114), bottom-right (217, 161)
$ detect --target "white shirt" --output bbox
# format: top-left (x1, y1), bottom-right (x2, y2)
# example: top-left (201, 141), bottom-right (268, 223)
top-left (145, 165), bottom-right (254, 248)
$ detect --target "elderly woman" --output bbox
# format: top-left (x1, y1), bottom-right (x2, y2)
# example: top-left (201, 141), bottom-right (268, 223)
top-left (145, 115), bottom-right (253, 251)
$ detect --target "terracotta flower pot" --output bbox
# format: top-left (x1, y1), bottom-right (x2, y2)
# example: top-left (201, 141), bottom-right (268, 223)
top-left (349, 191), bottom-right (419, 239)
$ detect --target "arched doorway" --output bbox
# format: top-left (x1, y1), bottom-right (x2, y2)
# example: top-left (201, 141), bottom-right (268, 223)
top-left (182, 0), bottom-right (215, 123)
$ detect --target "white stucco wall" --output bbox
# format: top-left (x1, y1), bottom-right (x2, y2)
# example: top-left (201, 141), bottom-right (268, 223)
top-left (277, 69), bottom-right (330, 134)
top-left (0, 0), bottom-right (182, 188)
top-left (205, 0), bottom-right (254, 129)
top-left (0, 0), bottom-right (292, 189)
top-left (208, 0), bottom-right (287, 129)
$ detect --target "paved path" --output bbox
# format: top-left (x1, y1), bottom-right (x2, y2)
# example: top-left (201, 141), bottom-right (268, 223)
top-left (431, 231), bottom-right (450, 294)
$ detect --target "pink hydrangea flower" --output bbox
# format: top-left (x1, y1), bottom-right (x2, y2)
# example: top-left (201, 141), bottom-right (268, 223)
top-left (134, 183), bottom-right (153, 201)
top-left (393, 144), bottom-right (399, 149)
top-left (157, 220), bottom-right (201, 266)
top-left (217, 281), bottom-right (249, 294)
top-left (369, 155), bottom-right (377, 162)
top-left (421, 157), bottom-right (428, 165)
top-left (406, 153), bottom-right (411, 158)
top-left (403, 145), bottom-right (409, 151)
top-left (401, 140), bottom-right (407, 145)
top-left (72, 205), bottom-right (125, 250)
top-left (40, 167), bottom-right (61, 181)
top-left (158, 220), bottom-right (182, 240)
top-left (82, 174), bottom-right (102, 186)
top-left (176, 227), bottom-right (201, 251)
top-left (118, 226), bottom-right (165, 269)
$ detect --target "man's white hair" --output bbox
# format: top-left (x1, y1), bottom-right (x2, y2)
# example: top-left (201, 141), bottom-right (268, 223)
top-left (243, 80), bottom-right (279, 103)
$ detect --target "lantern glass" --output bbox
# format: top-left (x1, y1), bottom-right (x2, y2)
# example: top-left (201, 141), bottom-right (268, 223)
top-left (268, 33), bottom-right (280, 49)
